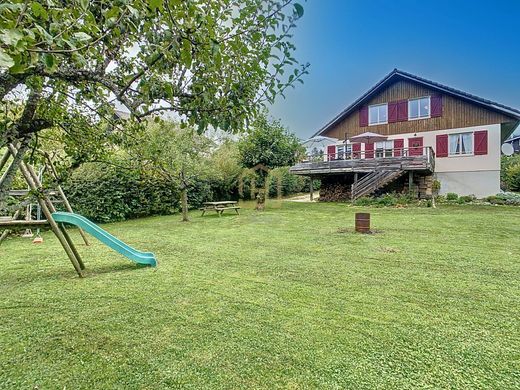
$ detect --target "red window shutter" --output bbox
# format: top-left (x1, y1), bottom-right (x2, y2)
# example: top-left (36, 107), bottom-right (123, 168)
top-left (365, 143), bottom-right (374, 159)
top-left (436, 134), bottom-right (448, 157)
top-left (397, 100), bottom-right (408, 121)
top-left (352, 143), bottom-right (361, 159)
top-left (359, 107), bottom-right (369, 127)
top-left (474, 130), bottom-right (488, 155)
top-left (431, 95), bottom-right (443, 117)
top-left (327, 145), bottom-right (336, 161)
top-left (393, 138), bottom-right (404, 157)
top-left (388, 101), bottom-right (398, 123)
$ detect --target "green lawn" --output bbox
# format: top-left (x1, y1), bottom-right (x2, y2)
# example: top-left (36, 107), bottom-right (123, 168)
top-left (1, 202), bottom-right (519, 389)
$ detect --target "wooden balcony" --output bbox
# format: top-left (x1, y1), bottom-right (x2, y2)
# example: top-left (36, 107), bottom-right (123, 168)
top-left (290, 147), bottom-right (435, 176)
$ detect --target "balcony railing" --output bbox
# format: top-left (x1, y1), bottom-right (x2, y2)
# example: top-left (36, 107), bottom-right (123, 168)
top-left (290, 146), bottom-right (435, 175)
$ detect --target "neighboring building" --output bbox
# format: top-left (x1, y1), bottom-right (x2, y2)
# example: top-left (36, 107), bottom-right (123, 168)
top-left (505, 135), bottom-right (520, 153)
top-left (290, 69), bottom-right (520, 199)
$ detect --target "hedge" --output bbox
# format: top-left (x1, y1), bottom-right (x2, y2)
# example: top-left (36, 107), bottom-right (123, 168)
top-left (63, 163), bottom-right (180, 223)
top-left (63, 163), bottom-right (315, 222)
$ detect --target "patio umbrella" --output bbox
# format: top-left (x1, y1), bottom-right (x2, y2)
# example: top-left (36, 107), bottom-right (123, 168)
top-left (301, 136), bottom-right (338, 155)
top-left (348, 132), bottom-right (388, 144)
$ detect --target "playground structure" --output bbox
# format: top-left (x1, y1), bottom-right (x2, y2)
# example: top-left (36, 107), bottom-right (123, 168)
top-left (0, 144), bottom-right (157, 277)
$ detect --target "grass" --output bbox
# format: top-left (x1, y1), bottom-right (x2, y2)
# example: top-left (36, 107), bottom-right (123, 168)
top-left (1, 201), bottom-right (519, 389)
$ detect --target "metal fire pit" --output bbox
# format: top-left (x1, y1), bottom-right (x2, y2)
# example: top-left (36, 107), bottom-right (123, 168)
top-left (355, 212), bottom-right (370, 233)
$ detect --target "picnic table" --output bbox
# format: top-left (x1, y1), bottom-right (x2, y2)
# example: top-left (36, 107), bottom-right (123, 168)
top-left (200, 201), bottom-right (240, 216)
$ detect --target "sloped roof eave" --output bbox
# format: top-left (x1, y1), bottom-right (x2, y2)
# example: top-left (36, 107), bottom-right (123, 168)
top-left (313, 69), bottom-right (520, 137)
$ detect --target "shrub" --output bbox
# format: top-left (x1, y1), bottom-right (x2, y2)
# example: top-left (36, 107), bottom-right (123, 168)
top-left (63, 162), bottom-right (180, 223)
top-left (353, 193), bottom-right (417, 207)
top-left (487, 192), bottom-right (520, 206)
top-left (504, 163), bottom-right (520, 192)
top-left (432, 179), bottom-right (441, 195)
top-left (501, 154), bottom-right (520, 191)
top-left (268, 167), bottom-right (308, 198)
top-left (446, 192), bottom-right (459, 201)
top-left (353, 196), bottom-right (373, 206)
top-left (236, 166), bottom-right (314, 200)
top-left (457, 195), bottom-right (476, 204)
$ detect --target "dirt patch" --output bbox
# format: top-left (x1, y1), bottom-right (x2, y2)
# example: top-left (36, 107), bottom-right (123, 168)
top-left (336, 227), bottom-right (384, 235)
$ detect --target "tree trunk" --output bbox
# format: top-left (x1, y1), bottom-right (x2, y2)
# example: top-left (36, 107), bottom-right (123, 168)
top-left (179, 169), bottom-right (189, 222)
top-left (181, 187), bottom-right (189, 222)
top-left (0, 142), bottom-right (29, 208)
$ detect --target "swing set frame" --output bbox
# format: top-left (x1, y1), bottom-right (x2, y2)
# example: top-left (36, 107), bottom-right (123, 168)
top-left (0, 144), bottom-right (89, 277)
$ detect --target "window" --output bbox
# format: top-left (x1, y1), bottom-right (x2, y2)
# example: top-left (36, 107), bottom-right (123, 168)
top-left (408, 97), bottom-right (430, 120)
top-left (336, 145), bottom-right (345, 160)
top-left (369, 104), bottom-right (388, 125)
top-left (449, 133), bottom-right (473, 156)
top-left (375, 140), bottom-right (394, 158)
top-left (344, 144), bottom-right (352, 159)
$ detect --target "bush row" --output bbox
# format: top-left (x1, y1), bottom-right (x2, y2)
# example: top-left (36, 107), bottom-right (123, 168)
top-left (63, 163), bottom-right (181, 223)
top-left (486, 192), bottom-right (520, 205)
top-left (63, 163), bottom-right (312, 222)
top-left (352, 191), bottom-right (520, 208)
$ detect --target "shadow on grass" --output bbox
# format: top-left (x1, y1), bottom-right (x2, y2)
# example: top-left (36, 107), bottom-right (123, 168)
top-left (198, 213), bottom-right (241, 219)
top-left (85, 261), bottom-right (153, 277)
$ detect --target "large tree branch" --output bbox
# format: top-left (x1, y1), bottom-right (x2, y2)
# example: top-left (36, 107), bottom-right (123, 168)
top-left (1, 88), bottom-right (46, 146)
top-left (0, 72), bottom-right (25, 101)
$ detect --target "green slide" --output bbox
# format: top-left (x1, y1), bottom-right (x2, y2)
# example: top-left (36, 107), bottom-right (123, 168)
top-left (52, 212), bottom-right (157, 267)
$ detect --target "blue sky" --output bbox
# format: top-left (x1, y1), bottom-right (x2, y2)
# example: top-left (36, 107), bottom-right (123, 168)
top-left (269, 0), bottom-right (520, 139)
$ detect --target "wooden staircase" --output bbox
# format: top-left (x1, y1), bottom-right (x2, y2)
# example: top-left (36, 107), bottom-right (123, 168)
top-left (351, 170), bottom-right (405, 200)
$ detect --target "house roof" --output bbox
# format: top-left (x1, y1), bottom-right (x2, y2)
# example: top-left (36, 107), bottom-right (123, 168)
top-left (506, 134), bottom-right (520, 143)
top-left (313, 69), bottom-right (520, 137)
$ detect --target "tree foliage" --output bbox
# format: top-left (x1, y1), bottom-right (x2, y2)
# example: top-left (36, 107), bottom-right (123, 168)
top-left (0, 0), bottom-right (309, 201)
top-left (502, 154), bottom-right (520, 191)
top-left (237, 112), bottom-right (304, 169)
top-left (0, 0), bottom-right (308, 136)
top-left (130, 120), bottom-right (214, 220)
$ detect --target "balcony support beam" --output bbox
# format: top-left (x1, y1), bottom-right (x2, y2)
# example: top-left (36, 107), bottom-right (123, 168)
top-left (408, 171), bottom-right (414, 194)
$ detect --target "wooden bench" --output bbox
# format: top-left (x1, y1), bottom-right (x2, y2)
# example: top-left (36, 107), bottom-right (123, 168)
top-left (200, 201), bottom-right (240, 216)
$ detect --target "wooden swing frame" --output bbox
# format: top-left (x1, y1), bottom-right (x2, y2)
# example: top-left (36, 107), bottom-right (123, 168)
top-left (0, 144), bottom-right (89, 277)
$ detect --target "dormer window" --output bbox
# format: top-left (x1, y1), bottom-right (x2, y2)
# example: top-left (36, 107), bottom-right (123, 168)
top-left (408, 97), bottom-right (430, 120)
top-left (368, 103), bottom-right (388, 125)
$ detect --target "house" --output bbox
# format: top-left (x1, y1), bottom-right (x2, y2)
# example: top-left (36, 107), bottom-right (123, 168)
top-left (290, 69), bottom-right (520, 200)
top-left (505, 135), bottom-right (520, 153)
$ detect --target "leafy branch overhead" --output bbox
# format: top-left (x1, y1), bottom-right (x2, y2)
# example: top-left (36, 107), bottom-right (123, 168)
top-left (0, 0), bottom-right (309, 142)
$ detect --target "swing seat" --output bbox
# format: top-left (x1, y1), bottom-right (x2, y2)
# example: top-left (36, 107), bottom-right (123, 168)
top-left (32, 236), bottom-right (43, 244)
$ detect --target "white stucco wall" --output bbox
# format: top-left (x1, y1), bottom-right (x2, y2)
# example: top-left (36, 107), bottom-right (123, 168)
top-left (384, 124), bottom-right (501, 197)
top-left (435, 171), bottom-right (500, 198)
top-left (328, 123), bottom-right (503, 197)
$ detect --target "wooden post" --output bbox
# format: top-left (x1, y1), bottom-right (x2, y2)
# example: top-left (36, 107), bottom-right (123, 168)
top-left (24, 160), bottom-right (85, 270)
top-left (0, 209), bottom-right (20, 245)
top-left (309, 176), bottom-right (314, 201)
top-left (43, 154), bottom-right (90, 246)
top-left (8, 144), bottom-right (84, 276)
top-left (408, 171), bottom-right (414, 195)
top-left (0, 149), bottom-right (11, 172)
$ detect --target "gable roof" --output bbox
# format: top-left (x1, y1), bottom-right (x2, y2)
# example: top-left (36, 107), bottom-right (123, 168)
top-left (506, 134), bottom-right (520, 143)
top-left (314, 69), bottom-right (520, 137)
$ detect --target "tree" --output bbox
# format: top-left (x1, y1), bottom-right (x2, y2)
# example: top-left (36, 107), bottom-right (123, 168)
top-left (0, 0), bottom-right (309, 204)
top-left (237, 112), bottom-right (305, 169)
top-left (209, 140), bottom-right (243, 199)
top-left (132, 121), bottom-right (213, 222)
